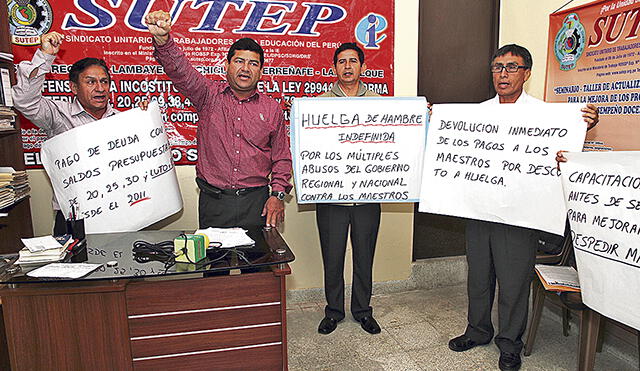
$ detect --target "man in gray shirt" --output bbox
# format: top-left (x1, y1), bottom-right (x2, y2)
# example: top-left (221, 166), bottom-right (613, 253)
top-left (13, 31), bottom-right (118, 234)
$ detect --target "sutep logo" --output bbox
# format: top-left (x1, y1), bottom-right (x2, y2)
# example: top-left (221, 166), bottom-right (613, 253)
top-left (355, 13), bottom-right (388, 49)
top-left (8, 0), bottom-right (53, 46)
top-left (554, 13), bottom-right (586, 71)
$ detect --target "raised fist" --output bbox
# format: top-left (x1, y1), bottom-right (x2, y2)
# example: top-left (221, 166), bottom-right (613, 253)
top-left (40, 32), bottom-right (64, 56)
top-left (145, 11), bottom-right (172, 45)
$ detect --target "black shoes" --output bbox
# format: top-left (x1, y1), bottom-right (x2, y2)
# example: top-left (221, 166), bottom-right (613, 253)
top-left (358, 316), bottom-right (381, 334)
top-left (498, 351), bottom-right (522, 371)
top-left (448, 334), bottom-right (490, 352)
top-left (317, 317), bottom-right (339, 335)
top-left (318, 315), bottom-right (381, 335)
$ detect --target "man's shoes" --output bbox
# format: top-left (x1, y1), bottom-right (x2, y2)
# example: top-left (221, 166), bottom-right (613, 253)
top-left (358, 316), bottom-right (381, 334)
top-left (317, 317), bottom-right (339, 335)
top-left (448, 334), bottom-right (490, 352)
top-left (498, 351), bottom-right (522, 371)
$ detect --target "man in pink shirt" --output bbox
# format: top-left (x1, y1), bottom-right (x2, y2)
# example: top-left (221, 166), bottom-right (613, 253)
top-left (146, 11), bottom-right (292, 229)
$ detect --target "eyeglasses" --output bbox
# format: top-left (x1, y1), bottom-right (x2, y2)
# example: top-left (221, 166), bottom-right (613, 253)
top-left (490, 63), bottom-right (529, 73)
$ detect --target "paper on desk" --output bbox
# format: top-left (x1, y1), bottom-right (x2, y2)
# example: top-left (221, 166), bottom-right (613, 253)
top-left (21, 236), bottom-right (63, 252)
top-left (27, 263), bottom-right (102, 279)
top-left (195, 227), bottom-right (255, 248)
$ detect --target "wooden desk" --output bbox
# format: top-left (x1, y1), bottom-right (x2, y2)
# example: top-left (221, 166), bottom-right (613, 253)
top-left (0, 229), bottom-right (293, 371)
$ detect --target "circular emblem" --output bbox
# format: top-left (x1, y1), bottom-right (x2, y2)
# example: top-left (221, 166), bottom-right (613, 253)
top-left (554, 13), bottom-right (586, 71)
top-left (8, 0), bottom-right (53, 46)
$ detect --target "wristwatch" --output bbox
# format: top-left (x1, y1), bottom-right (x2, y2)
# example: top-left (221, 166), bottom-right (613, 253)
top-left (270, 191), bottom-right (286, 200)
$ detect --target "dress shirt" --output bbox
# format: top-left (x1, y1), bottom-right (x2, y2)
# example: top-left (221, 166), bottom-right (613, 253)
top-left (12, 49), bottom-right (118, 138)
top-left (153, 36), bottom-right (292, 193)
top-left (12, 49), bottom-right (118, 210)
top-left (482, 90), bottom-right (543, 105)
top-left (319, 81), bottom-right (380, 98)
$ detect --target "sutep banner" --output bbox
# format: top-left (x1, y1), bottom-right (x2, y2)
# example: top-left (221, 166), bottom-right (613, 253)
top-left (546, 0), bottom-right (640, 151)
top-left (8, 0), bottom-right (395, 169)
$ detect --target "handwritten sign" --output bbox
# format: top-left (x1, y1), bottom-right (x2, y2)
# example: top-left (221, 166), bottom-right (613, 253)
top-left (561, 151), bottom-right (640, 330)
top-left (290, 97), bottom-right (428, 203)
top-left (41, 102), bottom-right (183, 233)
top-left (419, 103), bottom-right (586, 235)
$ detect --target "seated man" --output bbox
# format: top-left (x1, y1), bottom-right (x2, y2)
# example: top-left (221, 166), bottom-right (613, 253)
top-left (13, 32), bottom-right (119, 235)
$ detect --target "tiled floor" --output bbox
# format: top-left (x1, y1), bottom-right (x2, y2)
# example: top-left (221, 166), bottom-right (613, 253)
top-left (287, 284), bottom-right (638, 370)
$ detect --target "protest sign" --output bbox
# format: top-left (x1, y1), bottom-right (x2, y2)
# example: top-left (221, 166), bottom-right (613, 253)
top-left (419, 103), bottom-right (586, 235)
top-left (561, 151), bottom-right (640, 330)
top-left (290, 97), bottom-right (428, 203)
top-left (41, 102), bottom-right (183, 233)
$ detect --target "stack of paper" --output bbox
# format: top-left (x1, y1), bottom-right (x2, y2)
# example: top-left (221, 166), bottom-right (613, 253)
top-left (16, 235), bottom-right (72, 265)
top-left (0, 52), bottom-right (12, 62)
top-left (0, 68), bottom-right (12, 107)
top-left (535, 264), bottom-right (581, 292)
top-left (195, 227), bottom-right (255, 248)
top-left (0, 106), bottom-right (16, 131)
top-left (0, 167), bottom-right (30, 209)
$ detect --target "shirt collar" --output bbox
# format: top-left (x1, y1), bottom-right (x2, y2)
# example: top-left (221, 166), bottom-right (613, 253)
top-left (70, 97), bottom-right (117, 118)
top-left (489, 90), bottom-right (533, 104)
top-left (223, 82), bottom-right (260, 102)
top-left (330, 81), bottom-right (368, 97)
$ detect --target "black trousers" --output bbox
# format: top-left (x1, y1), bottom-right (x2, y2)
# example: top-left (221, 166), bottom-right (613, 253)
top-left (316, 203), bottom-right (381, 321)
top-left (197, 179), bottom-right (269, 229)
top-left (53, 210), bottom-right (67, 236)
top-left (464, 219), bottom-right (537, 354)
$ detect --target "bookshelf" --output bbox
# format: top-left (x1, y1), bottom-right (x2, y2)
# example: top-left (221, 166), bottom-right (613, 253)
top-left (0, 1), bottom-right (34, 254)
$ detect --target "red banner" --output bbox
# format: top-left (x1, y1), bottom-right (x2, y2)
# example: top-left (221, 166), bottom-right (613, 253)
top-left (8, 0), bottom-right (395, 168)
top-left (546, 0), bottom-right (640, 151)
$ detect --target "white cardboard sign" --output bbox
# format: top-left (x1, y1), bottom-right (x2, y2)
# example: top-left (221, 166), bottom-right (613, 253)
top-left (561, 151), bottom-right (640, 330)
top-left (41, 102), bottom-right (183, 233)
top-left (419, 103), bottom-right (586, 235)
top-left (290, 97), bottom-right (428, 203)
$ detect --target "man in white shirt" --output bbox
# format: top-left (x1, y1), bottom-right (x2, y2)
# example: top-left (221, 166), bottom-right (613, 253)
top-left (447, 44), bottom-right (598, 371)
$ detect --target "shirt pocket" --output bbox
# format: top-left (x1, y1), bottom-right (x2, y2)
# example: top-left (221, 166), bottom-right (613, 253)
top-left (241, 112), bottom-right (271, 150)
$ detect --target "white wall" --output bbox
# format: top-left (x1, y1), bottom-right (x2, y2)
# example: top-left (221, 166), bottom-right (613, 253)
top-left (27, 0), bottom-right (420, 290)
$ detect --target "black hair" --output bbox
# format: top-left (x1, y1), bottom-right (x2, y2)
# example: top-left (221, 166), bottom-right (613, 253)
top-left (227, 37), bottom-right (264, 67)
top-left (492, 44), bottom-right (533, 69)
top-left (69, 58), bottom-right (110, 84)
top-left (333, 42), bottom-right (365, 66)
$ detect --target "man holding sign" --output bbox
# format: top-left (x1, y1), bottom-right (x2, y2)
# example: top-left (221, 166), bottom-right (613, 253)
top-left (146, 11), bottom-right (292, 229)
top-left (315, 43), bottom-right (382, 336)
top-left (12, 32), bottom-right (119, 235)
top-left (447, 44), bottom-right (599, 371)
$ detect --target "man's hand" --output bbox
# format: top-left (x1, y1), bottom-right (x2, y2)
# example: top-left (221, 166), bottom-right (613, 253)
top-left (145, 11), bottom-right (172, 45)
top-left (138, 98), bottom-right (149, 111)
top-left (556, 150), bottom-right (567, 170)
top-left (262, 196), bottom-right (285, 228)
top-left (582, 103), bottom-right (599, 130)
top-left (40, 32), bottom-right (63, 56)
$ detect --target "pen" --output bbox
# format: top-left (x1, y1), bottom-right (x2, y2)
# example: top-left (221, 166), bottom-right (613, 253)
top-left (66, 239), bottom-right (79, 253)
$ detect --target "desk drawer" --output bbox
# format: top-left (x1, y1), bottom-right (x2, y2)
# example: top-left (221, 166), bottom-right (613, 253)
top-left (131, 322), bottom-right (281, 358)
top-left (128, 302), bottom-right (281, 337)
top-left (125, 271), bottom-right (280, 315)
top-left (132, 343), bottom-right (283, 371)
top-left (125, 271), bottom-right (286, 370)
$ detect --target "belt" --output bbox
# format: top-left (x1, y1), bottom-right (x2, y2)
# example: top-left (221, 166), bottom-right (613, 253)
top-left (219, 186), bottom-right (265, 196)
top-left (196, 177), bottom-right (266, 197)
